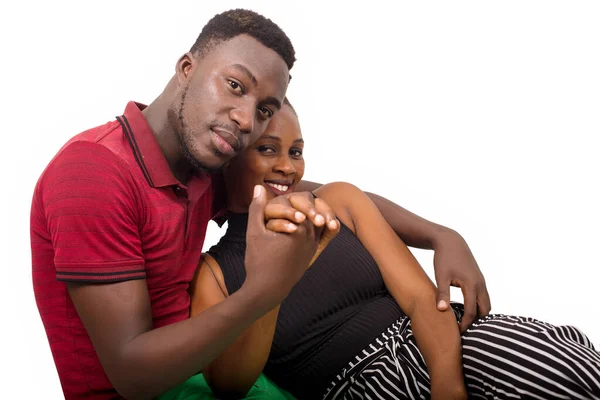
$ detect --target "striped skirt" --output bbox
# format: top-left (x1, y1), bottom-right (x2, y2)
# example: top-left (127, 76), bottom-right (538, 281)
top-left (323, 304), bottom-right (600, 399)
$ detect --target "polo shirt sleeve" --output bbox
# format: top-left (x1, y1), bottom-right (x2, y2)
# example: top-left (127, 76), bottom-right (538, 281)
top-left (40, 141), bottom-right (145, 283)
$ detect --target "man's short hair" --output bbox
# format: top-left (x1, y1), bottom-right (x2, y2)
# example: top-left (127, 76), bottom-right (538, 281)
top-left (191, 9), bottom-right (296, 70)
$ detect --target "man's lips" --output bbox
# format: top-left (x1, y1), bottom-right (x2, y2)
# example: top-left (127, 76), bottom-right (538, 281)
top-left (212, 127), bottom-right (241, 152)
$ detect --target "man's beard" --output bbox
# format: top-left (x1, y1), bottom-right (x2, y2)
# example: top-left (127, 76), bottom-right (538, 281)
top-left (179, 135), bottom-right (223, 174)
top-left (170, 84), bottom-right (223, 174)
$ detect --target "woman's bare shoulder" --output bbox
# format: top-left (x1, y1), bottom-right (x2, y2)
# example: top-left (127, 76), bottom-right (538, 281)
top-left (313, 182), bottom-right (366, 233)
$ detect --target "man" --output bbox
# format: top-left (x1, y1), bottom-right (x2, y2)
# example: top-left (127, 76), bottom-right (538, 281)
top-left (31, 9), bottom-right (489, 400)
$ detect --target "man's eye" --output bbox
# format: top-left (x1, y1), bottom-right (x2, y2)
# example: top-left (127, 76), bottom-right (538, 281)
top-left (228, 80), bottom-right (243, 93)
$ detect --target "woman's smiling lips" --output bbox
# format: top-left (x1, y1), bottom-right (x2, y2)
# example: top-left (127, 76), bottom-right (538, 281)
top-left (264, 179), bottom-right (294, 195)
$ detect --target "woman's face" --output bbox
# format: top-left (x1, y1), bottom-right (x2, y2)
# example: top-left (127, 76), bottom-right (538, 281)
top-left (224, 104), bottom-right (305, 212)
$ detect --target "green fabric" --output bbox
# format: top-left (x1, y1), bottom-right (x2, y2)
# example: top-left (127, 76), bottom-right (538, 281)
top-left (157, 373), bottom-right (296, 400)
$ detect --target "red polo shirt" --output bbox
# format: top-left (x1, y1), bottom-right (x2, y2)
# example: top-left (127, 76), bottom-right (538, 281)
top-left (30, 102), bottom-right (225, 399)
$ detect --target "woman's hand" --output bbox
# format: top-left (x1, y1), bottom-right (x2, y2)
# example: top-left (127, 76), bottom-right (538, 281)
top-left (262, 191), bottom-right (340, 263)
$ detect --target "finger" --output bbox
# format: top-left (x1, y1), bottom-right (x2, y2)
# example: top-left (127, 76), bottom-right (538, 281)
top-left (309, 218), bottom-right (340, 265)
top-left (288, 193), bottom-right (322, 226)
top-left (314, 198), bottom-right (339, 231)
top-left (264, 202), bottom-right (306, 224)
top-left (459, 286), bottom-right (478, 333)
top-left (318, 216), bottom-right (340, 248)
top-left (266, 218), bottom-right (299, 234)
top-left (247, 185), bottom-right (267, 235)
top-left (477, 285), bottom-right (492, 317)
top-left (435, 276), bottom-right (451, 311)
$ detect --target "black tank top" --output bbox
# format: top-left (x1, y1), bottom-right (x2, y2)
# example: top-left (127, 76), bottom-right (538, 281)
top-left (207, 213), bottom-right (404, 399)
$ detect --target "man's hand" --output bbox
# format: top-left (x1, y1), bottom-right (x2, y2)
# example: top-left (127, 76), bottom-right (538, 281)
top-left (433, 230), bottom-right (491, 332)
top-left (243, 186), bottom-right (330, 309)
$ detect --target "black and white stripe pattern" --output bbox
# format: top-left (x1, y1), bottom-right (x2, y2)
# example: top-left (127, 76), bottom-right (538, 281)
top-left (323, 304), bottom-right (600, 399)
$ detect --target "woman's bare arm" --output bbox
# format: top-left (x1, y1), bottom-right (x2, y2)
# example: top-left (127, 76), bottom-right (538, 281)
top-left (315, 182), bottom-right (466, 399)
top-left (298, 179), bottom-right (491, 332)
top-left (189, 254), bottom-right (280, 399)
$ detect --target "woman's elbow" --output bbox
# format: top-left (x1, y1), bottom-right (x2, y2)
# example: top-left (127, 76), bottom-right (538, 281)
top-left (204, 366), bottom-right (254, 400)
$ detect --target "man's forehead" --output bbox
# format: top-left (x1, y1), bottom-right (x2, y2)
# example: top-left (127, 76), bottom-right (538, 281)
top-left (200, 35), bottom-right (289, 96)
top-left (207, 36), bottom-right (286, 73)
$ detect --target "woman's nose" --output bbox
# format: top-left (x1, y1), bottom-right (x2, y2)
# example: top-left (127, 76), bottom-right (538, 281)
top-left (274, 156), bottom-right (295, 175)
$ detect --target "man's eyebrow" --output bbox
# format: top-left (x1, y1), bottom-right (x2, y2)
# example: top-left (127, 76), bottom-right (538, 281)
top-left (263, 97), bottom-right (282, 110)
top-left (231, 64), bottom-right (257, 86)
top-left (230, 64), bottom-right (282, 110)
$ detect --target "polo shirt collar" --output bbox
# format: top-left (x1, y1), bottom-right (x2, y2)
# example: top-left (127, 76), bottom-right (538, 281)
top-left (117, 101), bottom-right (181, 188)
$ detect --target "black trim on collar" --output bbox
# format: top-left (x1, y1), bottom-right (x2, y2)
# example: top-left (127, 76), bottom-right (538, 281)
top-left (117, 115), bottom-right (155, 187)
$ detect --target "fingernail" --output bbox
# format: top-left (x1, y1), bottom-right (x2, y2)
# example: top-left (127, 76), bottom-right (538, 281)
top-left (253, 185), bottom-right (263, 198)
top-left (438, 300), bottom-right (447, 309)
top-left (315, 214), bottom-right (324, 225)
top-left (288, 223), bottom-right (297, 231)
top-left (328, 220), bottom-right (338, 230)
top-left (295, 211), bottom-right (305, 222)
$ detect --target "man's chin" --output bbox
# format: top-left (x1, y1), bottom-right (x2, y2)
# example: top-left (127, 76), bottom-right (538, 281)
top-left (193, 160), bottom-right (224, 174)
top-left (184, 150), bottom-right (226, 174)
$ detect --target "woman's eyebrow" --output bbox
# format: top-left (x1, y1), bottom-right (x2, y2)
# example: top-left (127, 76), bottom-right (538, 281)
top-left (262, 135), bottom-right (304, 144)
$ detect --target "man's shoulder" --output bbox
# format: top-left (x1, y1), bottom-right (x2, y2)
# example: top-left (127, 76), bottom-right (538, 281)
top-left (32, 119), bottom-right (138, 209)
top-left (40, 119), bottom-right (132, 182)
top-left (62, 118), bottom-right (127, 159)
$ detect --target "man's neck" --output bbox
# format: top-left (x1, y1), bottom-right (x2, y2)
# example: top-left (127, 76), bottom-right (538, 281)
top-left (142, 83), bottom-right (193, 184)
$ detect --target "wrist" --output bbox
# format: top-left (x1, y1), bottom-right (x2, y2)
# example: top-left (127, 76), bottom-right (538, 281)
top-left (431, 227), bottom-right (463, 250)
top-left (236, 282), bottom-right (282, 316)
top-left (431, 380), bottom-right (467, 400)
top-left (430, 365), bottom-right (465, 398)
top-left (429, 360), bottom-right (463, 379)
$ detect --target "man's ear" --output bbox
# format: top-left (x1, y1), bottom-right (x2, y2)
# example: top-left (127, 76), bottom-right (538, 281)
top-left (175, 52), bottom-right (195, 85)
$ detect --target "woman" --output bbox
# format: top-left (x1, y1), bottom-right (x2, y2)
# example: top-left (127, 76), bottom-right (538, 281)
top-left (190, 100), bottom-right (600, 399)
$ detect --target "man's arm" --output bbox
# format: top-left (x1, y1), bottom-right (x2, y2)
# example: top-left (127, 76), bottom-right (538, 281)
top-left (297, 180), bottom-right (491, 331)
top-left (67, 278), bottom-right (276, 399)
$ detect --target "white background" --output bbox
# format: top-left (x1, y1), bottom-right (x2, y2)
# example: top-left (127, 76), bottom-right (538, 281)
top-left (1, 1), bottom-right (599, 398)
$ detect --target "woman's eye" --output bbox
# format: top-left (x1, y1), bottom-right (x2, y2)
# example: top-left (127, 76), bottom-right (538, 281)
top-left (258, 146), bottom-right (275, 154)
top-left (258, 106), bottom-right (274, 118)
top-left (291, 149), bottom-right (303, 157)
